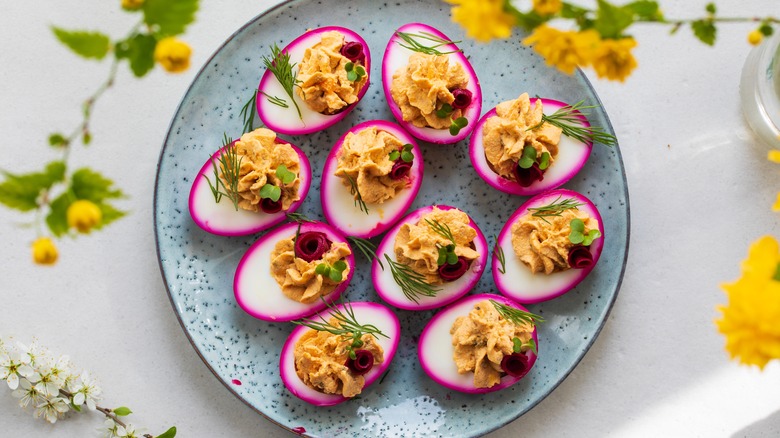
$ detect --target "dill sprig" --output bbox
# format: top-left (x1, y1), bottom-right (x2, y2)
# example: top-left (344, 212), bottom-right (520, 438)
top-left (240, 90), bottom-right (257, 134)
top-left (347, 236), bottom-right (384, 270)
top-left (202, 133), bottom-right (242, 210)
top-left (526, 196), bottom-right (584, 224)
top-left (385, 254), bottom-right (441, 304)
top-left (490, 299), bottom-right (544, 326)
top-left (293, 299), bottom-right (388, 359)
top-left (286, 212), bottom-right (314, 223)
top-left (262, 43), bottom-right (303, 121)
top-left (346, 175), bottom-right (369, 215)
top-left (425, 218), bottom-right (455, 244)
top-left (531, 100), bottom-right (617, 146)
top-left (492, 235), bottom-right (506, 275)
top-left (260, 91), bottom-right (289, 109)
top-left (395, 31), bottom-right (462, 56)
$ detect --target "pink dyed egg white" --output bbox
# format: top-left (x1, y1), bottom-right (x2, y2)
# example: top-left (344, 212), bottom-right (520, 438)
top-left (493, 189), bottom-right (605, 304)
top-left (321, 120), bottom-right (424, 238)
top-left (234, 221), bottom-right (354, 322)
top-left (188, 138), bottom-right (311, 236)
top-left (382, 23), bottom-right (482, 144)
top-left (418, 293), bottom-right (539, 394)
top-left (469, 98), bottom-right (592, 196)
top-left (371, 205), bottom-right (488, 311)
top-left (279, 301), bottom-right (400, 406)
top-left (256, 26), bottom-right (371, 135)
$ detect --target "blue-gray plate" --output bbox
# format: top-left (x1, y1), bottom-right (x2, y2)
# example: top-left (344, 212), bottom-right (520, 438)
top-left (153, 0), bottom-right (630, 436)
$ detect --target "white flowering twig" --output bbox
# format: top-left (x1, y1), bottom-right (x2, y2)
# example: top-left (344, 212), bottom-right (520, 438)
top-left (0, 338), bottom-right (176, 438)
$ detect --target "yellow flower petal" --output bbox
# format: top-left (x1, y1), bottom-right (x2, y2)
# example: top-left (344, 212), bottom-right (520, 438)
top-left (591, 37), bottom-right (638, 82)
top-left (154, 37), bottom-right (192, 73)
top-left (773, 193), bottom-right (780, 212)
top-left (523, 25), bottom-right (600, 75)
top-left (32, 238), bottom-right (58, 265)
top-left (768, 150), bottom-right (780, 163)
top-left (66, 200), bottom-right (102, 234)
top-left (446, 0), bottom-right (515, 42)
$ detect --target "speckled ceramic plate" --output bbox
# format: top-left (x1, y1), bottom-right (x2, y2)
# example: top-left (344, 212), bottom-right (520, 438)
top-left (153, 1), bottom-right (630, 436)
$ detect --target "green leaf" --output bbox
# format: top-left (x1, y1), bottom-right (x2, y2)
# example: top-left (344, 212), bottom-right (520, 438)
top-left (560, 2), bottom-right (588, 19)
top-left (328, 268), bottom-right (343, 282)
top-left (449, 124), bottom-right (460, 136)
top-left (315, 263), bottom-right (330, 276)
top-left (276, 165), bottom-right (295, 185)
top-left (333, 260), bottom-right (347, 272)
top-left (518, 156), bottom-right (534, 169)
top-left (389, 150), bottom-right (400, 161)
top-left (526, 338), bottom-right (538, 354)
top-left (436, 103), bottom-right (454, 119)
top-left (113, 406), bottom-right (132, 416)
top-left (454, 117), bottom-right (468, 128)
top-left (0, 162), bottom-right (66, 212)
top-left (522, 145), bottom-right (537, 160)
top-left (625, 1), bottom-right (661, 20)
top-left (582, 229), bottom-right (602, 246)
top-left (401, 151), bottom-right (414, 163)
top-left (95, 202), bottom-right (127, 229)
top-left (570, 218), bottom-right (585, 232)
top-left (705, 2), bottom-right (716, 14)
top-left (46, 193), bottom-right (71, 237)
top-left (437, 247), bottom-right (447, 266)
top-left (143, 0), bottom-right (199, 36)
top-left (82, 131), bottom-right (92, 145)
top-left (569, 231), bottom-right (584, 244)
top-left (51, 27), bottom-right (111, 60)
top-left (691, 20), bottom-right (717, 46)
top-left (446, 252), bottom-right (458, 265)
top-left (760, 23), bottom-right (774, 37)
top-left (347, 70), bottom-right (358, 82)
top-left (259, 184), bottom-right (281, 202)
top-left (156, 426), bottom-right (177, 438)
top-left (356, 65), bottom-right (366, 76)
top-left (402, 144), bottom-right (413, 152)
top-left (345, 62), bottom-right (354, 72)
top-left (594, 0), bottom-right (635, 39)
top-left (116, 33), bottom-right (157, 77)
top-left (512, 337), bottom-right (522, 353)
top-left (539, 152), bottom-right (550, 170)
top-left (508, 8), bottom-right (548, 31)
top-left (48, 133), bottom-right (68, 147)
top-left (71, 168), bottom-right (124, 202)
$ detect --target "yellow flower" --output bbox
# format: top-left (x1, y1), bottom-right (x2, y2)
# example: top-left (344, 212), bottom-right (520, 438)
top-left (121, 0), bottom-right (144, 10)
top-left (522, 25), bottom-right (600, 75)
top-left (67, 200), bottom-right (102, 233)
top-left (446, 0), bottom-right (516, 42)
top-left (768, 150), bottom-right (780, 163)
top-left (591, 37), bottom-right (638, 82)
top-left (773, 193), bottom-right (780, 212)
top-left (533, 0), bottom-right (562, 16)
top-left (748, 30), bottom-right (763, 46)
top-left (716, 236), bottom-right (780, 369)
top-left (32, 238), bottom-right (58, 265)
top-left (154, 38), bottom-right (192, 73)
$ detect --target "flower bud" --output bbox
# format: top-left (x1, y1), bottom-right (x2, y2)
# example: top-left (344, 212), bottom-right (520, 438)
top-left (32, 237), bottom-right (58, 265)
top-left (67, 200), bottom-right (102, 233)
top-left (748, 30), bottom-right (763, 46)
top-left (121, 0), bottom-right (144, 10)
top-left (154, 37), bottom-right (192, 73)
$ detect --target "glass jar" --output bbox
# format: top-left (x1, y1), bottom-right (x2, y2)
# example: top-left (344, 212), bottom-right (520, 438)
top-left (741, 32), bottom-right (780, 149)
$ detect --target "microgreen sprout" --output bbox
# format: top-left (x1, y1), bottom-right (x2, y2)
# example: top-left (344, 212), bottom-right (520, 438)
top-left (436, 103), bottom-right (454, 119)
top-left (258, 184), bottom-right (281, 202)
top-left (315, 260), bottom-right (348, 282)
top-left (260, 91), bottom-right (289, 109)
top-left (389, 144), bottom-right (414, 162)
top-left (395, 31), bottom-right (462, 56)
top-left (203, 133), bottom-right (242, 211)
top-left (449, 117), bottom-right (468, 136)
top-left (490, 299), bottom-right (544, 326)
top-left (276, 164), bottom-right (296, 185)
top-left (240, 90), bottom-right (258, 134)
top-left (386, 254), bottom-right (441, 303)
top-left (493, 235), bottom-right (507, 274)
top-left (436, 243), bottom-right (458, 266)
top-left (262, 43), bottom-right (303, 121)
top-left (529, 100), bottom-right (617, 147)
top-left (512, 336), bottom-right (538, 354)
top-left (345, 62), bottom-right (367, 82)
top-left (526, 196), bottom-right (585, 224)
top-left (293, 298), bottom-right (388, 360)
top-left (568, 218), bottom-right (601, 245)
top-left (346, 175), bottom-right (369, 215)
top-left (518, 145), bottom-right (551, 170)
top-left (347, 236), bottom-right (384, 270)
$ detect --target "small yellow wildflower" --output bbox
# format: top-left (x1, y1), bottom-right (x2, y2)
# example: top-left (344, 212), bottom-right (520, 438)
top-left (121, 0), bottom-right (144, 10)
top-left (591, 37), bottom-right (638, 82)
top-left (768, 150), bottom-right (780, 163)
top-left (716, 236), bottom-right (780, 369)
top-left (773, 194), bottom-right (780, 212)
top-left (446, 0), bottom-right (516, 42)
top-left (748, 30), bottom-right (763, 46)
top-left (154, 38), bottom-right (192, 73)
top-left (523, 25), bottom-right (600, 75)
top-left (533, 0), bottom-right (563, 16)
top-left (66, 200), bottom-right (102, 233)
top-left (32, 238), bottom-right (58, 265)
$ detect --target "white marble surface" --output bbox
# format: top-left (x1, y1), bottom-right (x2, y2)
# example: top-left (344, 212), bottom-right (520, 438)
top-left (2, 0), bottom-right (780, 437)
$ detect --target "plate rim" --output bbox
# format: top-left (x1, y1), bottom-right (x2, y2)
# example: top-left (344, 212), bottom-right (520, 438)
top-left (152, 1), bottom-right (632, 435)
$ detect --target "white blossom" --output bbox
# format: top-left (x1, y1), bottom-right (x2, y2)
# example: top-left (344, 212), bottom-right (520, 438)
top-left (29, 362), bottom-right (63, 397)
top-left (34, 396), bottom-right (69, 424)
top-left (16, 341), bottom-right (43, 366)
top-left (119, 423), bottom-right (141, 438)
top-left (102, 418), bottom-right (121, 438)
top-left (12, 377), bottom-right (45, 408)
top-left (0, 350), bottom-right (34, 390)
top-left (71, 370), bottom-right (102, 410)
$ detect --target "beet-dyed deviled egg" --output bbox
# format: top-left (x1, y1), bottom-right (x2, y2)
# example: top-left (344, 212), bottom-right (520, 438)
top-left (469, 94), bottom-right (596, 196)
top-left (321, 120), bottom-right (424, 238)
top-left (372, 205), bottom-right (488, 311)
top-left (257, 26), bottom-right (371, 135)
top-left (418, 293), bottom-right (540, 394)
top-left (280, 301), bottom-right (400, 406)
top-left (382, 23), bottom-right (482, 144)
top-left (234, 221), bottom-right (355, 322)
top-left (492, 189), bottom-right (605, 304)
top-left (189, 128), bottom-right (311, 236)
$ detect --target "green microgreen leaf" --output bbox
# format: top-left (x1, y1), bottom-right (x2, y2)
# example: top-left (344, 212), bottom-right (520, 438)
top-left (570, 218), bottom-right (585, 232)
top-left (345, 62), bottom-right (354, 72)
top-left (349, 349), bottom-right (357, 360)
top-left (156, 426), bottom-right (177, 438)
top-left (539, 152), bottom-right (551, 170)
top-left (347, 70), bottom-right (358, 81)
top-left (449, 117), bottom-right (468, 136)
top-left (446, 251), bottom-right (458, 265)
top-left (437, 247), bottom-right (447, 266)
top-left (259, 184), bottom-right (281, 202)
top-left (582, 229), bottom-right (602, 246)
top-left (569, 231), bottom-right (584, 244)
top-left (526, 338), bottom-right (538, 354)
top-left (356, 65), bottom-right (366, 76)
top-left (113, 406), bottom-right (132, 416)
top-left (436, 103), bottom-right (454, 119)
top-left (512, 337), bottom-right (522, 353)
top-left (519, 145), bottom-right (537, 169)
top-left (315, 263), bottom-right (330, 276)
top-left (276, 164), bottom-right (296, 185)
top-left (333, 260), bottom-right (347, 272)
top-left (401, 150), bottom-right (414, 163)
top-left (389, 150), bottom-right (401, 161)
top-left (402, 144), bottom-right (413, 152)
top-left (51, 27), bottom-right (111, 60)
top-left (569, 218), bottom-right (586, 244)
top-left (328, 268), bottom-right (343, 282)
